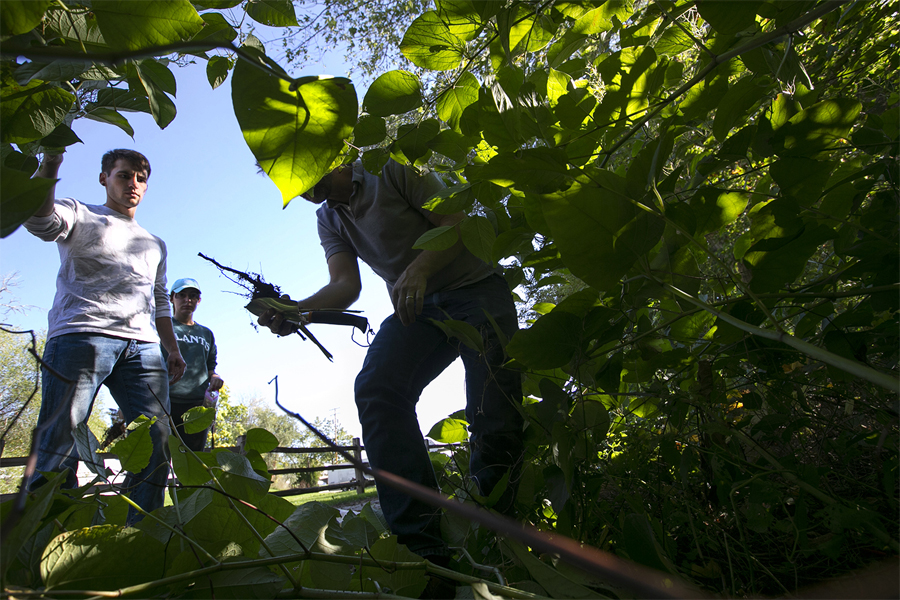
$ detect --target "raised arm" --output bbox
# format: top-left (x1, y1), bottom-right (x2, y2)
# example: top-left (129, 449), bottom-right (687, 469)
top-left (391, 210), bottom-right (466, 326)
top-left (258, 252), bottom-right (362, 336)
top-left (34, 153), bottom-right (64, 217)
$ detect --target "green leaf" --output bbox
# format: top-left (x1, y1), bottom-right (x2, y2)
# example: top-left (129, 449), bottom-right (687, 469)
top-left (503, 4), bottom-right (554, 54)
top-left (91, 89), bottom-right (151, 114)
top-left (427, 129), bottom-right (475, 162)
top-left (133, 60), bottom-right (177, 128)
top-left (493, 227), bottom-right (535, 263)
top-left (262, 502), bottom-right (348, 556)
top-left (232, 45), bottom-right (357, 206)
top-left (689, 188), bottom-right (748, 236)
top-left (622, 513), bottom-right (675, 573)
top-left (412, 225), bottom-right (459, 251)
top-left (354, 115), bottom-right (386, 147)
top-left (712, 75), bottom-right (769, 142)
top-left (400, 10), bottom-right (466, 71)
top-left (360, 537), bottom-right (427, 597)
top-left (14, 60), bottom-right (88, 85)
top-left (83, 107), bottom-right (135, 137)
top-left (92, 0), bottom-right (204, 51)
top-left (42, 525), bottom-right (166, 591)
top-left (427, 417), bottom-right (469, 443)
top-left (479, 147), bottom-right (572, 194)
top-left (193, 12), bottom-right (238, 43)
top-left (108, 416), bottom-right (154, 473)
top-left (0, 471), bottom-right (65, 582)
top-left (437, 71), bottom-right (479, 130)
top-left (571, 1), bottom-right (627, 35)
top-left (502, 539), bottom-right (596, 599)
top-left (182, 405), bottom-right (216, 434)
top-left (655, 23), bottom-right (694, 56)
top-left (207, 55), bottom-right (230, 89)
top-left (769, 157), bottom-right (834, 207)
top-left (184, 567), bottom-right (284, 599)
top-left (0, 166), bottom-right (56, 238)
top-left (0, 0), bottom-right (53, 36)
top-left (507, 310), bottom-right (583, 370)
top-left (777, 97), bottom-right (862, 155)
top-left (539, 172), bottom-right (665, 292)
top-left (396, 119), bottom-right (441, 163)
top-left (428, 318), bottom-right (485, 353)
top-left (216, 451), bottom-right (270, 500)
top-left (459, 215), bottom-right (496, 266)
top-left (73, 422), bottom-right (106, 479)
top-left (0, 78), bottom-right (75, 144)
top-left (697, 0), bottom-right (761, 34)
top-left (422, 182), bottom-right (475, 214)
top-left (244, 427), bottom-right (279, 453)
top-left (363, 70), bottom-right (422, 117)
top-left (245, 0), bottom-right (298, 27)
top-left (40, 123), bottom-right (82, 149)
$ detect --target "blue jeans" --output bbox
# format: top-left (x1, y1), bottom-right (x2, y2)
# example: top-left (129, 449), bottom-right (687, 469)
top-left (355, 274), bottom-right (524, 556)
top-left (31, 333), bottom-right (171, 520)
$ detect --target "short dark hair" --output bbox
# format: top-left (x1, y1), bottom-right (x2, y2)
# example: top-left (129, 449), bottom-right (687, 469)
top-left (101, 149), bottom-right (151, 177)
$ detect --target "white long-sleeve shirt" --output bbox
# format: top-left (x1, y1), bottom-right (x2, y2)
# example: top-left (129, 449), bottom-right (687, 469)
top-left (24, 198), bottom-right (172, 342)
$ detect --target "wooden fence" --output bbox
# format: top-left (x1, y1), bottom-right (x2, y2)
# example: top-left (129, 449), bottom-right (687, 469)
top-left (0, 437), bottom-right (381, 501)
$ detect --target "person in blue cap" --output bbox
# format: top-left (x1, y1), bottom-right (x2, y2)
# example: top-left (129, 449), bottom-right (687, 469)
top-left (164, 278), bottom-right (224, 452)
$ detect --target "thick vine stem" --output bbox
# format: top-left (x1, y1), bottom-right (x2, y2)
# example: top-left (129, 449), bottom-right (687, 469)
top-left (0, 40), bottom-right (308, 91)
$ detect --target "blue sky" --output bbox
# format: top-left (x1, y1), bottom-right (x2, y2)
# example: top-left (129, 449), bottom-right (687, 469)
top-left (1, 43), bottom-right (466, 440)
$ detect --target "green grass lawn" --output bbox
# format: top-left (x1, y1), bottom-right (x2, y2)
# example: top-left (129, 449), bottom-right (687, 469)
top-left (287, 487), bottom-right (378, 507)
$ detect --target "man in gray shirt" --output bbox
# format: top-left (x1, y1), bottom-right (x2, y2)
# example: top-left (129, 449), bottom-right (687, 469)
top-left (260, 159), bottom-right (523, 566)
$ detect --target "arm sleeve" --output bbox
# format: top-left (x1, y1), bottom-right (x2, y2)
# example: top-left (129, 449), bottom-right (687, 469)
top-left (154, 238), bottom-right (173, 319)
top-left (207, 330), bottom-right (218, 372)
top-left (22, 198), bottom-right (77, 241)
top-left (316, 208), bottom-right (356, 261)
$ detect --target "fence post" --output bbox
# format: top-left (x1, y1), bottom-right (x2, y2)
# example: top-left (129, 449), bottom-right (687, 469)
top-left (353, 437), bottom-right (364, 495)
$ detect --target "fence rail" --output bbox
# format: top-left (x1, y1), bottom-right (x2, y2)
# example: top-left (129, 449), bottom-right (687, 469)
top-left (0, 439), bottom-right (460, 501)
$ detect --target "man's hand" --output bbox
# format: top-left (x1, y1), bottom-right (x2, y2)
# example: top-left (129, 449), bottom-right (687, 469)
top-left (208, 373), bottom-right (224, 392)
top-left (167, 351), bottom-right (186, 384)
top-left (39, 152), bottom-right (64, 176)
top-left (257, 295), bottom-right (300, 336)
top-left (391, 265), bottom-right (427, 326)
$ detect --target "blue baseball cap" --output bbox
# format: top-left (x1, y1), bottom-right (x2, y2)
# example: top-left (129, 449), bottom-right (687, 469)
top-left (172, 278), bottom-right (201, 294)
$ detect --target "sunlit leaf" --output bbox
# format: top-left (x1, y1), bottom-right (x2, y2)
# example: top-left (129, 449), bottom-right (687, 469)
top-left (232, 43), bottom-right (357, 205)
top-left (245, 0), bottom-right (298, 26)
top-left (401, 11), bottom-right (466, 71)
top-left (182, 405), bottom-right (216, 434)
top-left (42, 525), bottom-right (166, 591)
top-left (437, 71), bottom-right (479, 130)
top-left (92, 0), bottom-right (204, 51)
top-left (109, 416), bottom-right (154, 473)
top-left (0, 0), bottom-right (53, 36)
top-left (363, 70), bottom-right (422, 117)
top-left (244, 427), bottom-right (279, 453)
top-left (0, 77), bottom-right (75, 144)
top-left (427, 417), bottom-right (469, 443)
top-left (412, 225), bottom-right (458, 251)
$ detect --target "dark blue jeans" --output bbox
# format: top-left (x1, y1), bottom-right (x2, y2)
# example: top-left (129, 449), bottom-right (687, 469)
top-left (355, 274), bottom-right (524, 556)
top-left (30, 333), bottom-right (170, 521)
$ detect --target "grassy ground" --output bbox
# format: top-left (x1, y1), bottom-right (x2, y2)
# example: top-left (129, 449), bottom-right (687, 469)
top-left (287, 487), bottom-right (378, 508)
